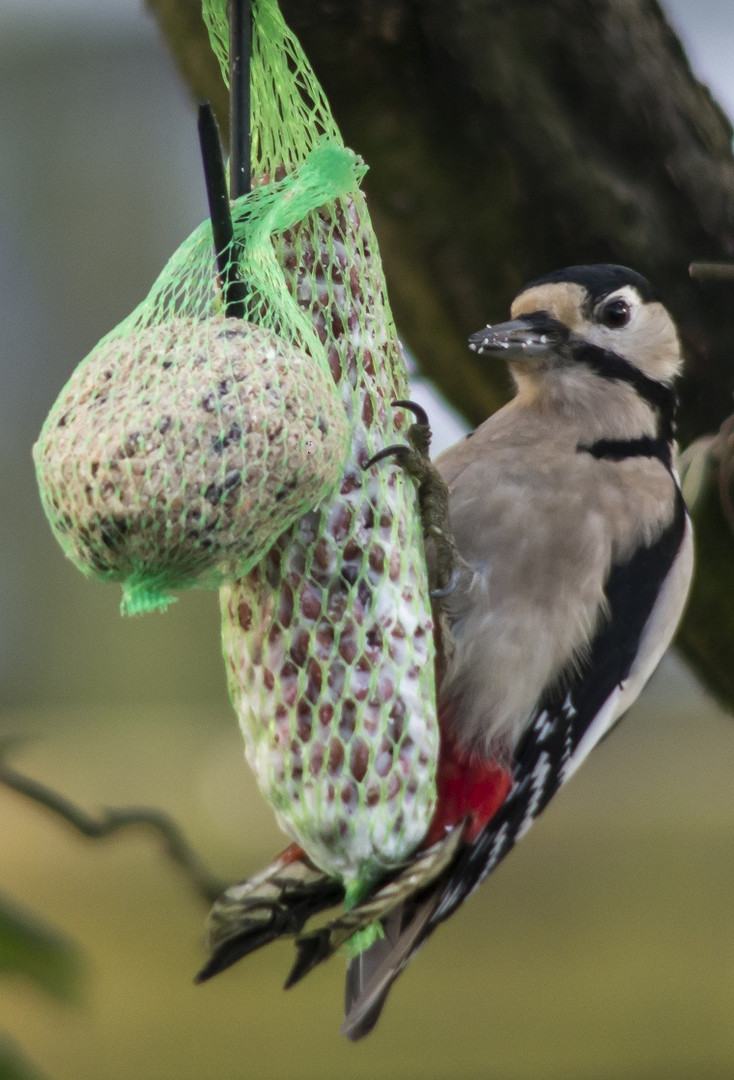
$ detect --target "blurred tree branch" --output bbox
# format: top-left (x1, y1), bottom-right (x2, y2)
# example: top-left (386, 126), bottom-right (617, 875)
top-left (0, 746), bottom-right (225, 904)
top-left (145, 0), bottom-right (734, 707)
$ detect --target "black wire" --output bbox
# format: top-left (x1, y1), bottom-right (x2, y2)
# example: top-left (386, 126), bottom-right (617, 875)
top-left (229, 0), bottom-right (252, 200)
top-left (197, 101), bottom-right (247, 318)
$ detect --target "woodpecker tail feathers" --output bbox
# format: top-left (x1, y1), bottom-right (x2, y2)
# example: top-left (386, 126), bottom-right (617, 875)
top-left (341, 898), bottom-right (439, 1039)
top-left (196, 825), bottom-right (468, 1039)
top-left (284, 823), bottom-right (465, 989)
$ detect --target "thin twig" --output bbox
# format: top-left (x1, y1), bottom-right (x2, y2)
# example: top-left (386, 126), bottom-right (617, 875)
top-left (0, 746), bottom-right (225, 904)
top-left (689, 261), bottom-right (734, 282)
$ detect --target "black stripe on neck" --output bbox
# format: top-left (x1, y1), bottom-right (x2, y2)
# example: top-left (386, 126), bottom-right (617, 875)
top-left (575, 342), bottom-right (677, 439)
top-left (578, 436), bottom-right (673, 469)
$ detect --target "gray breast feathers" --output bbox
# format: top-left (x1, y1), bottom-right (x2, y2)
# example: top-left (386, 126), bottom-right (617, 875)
top-left (432, 404), bottom-right (680, 759)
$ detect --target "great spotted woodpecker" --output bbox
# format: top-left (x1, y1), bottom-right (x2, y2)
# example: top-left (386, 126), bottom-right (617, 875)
top-left (197, 264), bottom-right (694, 1041)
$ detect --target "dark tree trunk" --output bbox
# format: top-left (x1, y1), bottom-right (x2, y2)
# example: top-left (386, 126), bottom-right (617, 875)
top-left (146, 0), bottom-right (734, 706)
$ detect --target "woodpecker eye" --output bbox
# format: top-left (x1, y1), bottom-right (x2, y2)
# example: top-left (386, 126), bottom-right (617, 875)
top-left (598, 297), bottom-right (631, 328)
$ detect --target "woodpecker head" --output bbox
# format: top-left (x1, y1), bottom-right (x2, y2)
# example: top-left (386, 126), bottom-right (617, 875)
top-left (468, 265), bottom-right (682, 391)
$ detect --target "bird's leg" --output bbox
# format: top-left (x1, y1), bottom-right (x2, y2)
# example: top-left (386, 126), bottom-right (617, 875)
top-left (364, 400), bottom-right (460, 599)
top-left (284, 823), bottom-right (467, 988)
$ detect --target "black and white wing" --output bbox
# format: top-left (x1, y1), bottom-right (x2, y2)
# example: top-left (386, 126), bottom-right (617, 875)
top-left (432, 488), bottom-right (690, 921)
top-left (342, 488), bottom-right (691, 1038)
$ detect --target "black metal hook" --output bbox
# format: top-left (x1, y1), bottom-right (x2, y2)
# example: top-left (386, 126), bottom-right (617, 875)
top-left (197, 1), bottom-right (252, 317)
top-left (197, 101), bottom-right (247, 318)
top-left (228, 0), bottom-right (252, 200)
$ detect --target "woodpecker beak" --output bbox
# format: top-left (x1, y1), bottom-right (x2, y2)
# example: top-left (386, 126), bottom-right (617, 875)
top-left (468, 314), bottom-right (567, 360)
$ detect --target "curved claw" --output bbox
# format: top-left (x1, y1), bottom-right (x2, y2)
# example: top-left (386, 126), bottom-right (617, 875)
top-left (392, 398), bottom-right (429, 428)
top-left (429, 565), bottom-right (460, 600)
top-left (363, 444), bottom-right (411, 470)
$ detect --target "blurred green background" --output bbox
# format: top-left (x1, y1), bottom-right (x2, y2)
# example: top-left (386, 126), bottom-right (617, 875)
top-left (1, 2), bottom-right (734, 1078)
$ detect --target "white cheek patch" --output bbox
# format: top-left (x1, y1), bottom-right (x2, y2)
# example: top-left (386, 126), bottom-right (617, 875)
top-left (585, 294), bottom-right (681, 383)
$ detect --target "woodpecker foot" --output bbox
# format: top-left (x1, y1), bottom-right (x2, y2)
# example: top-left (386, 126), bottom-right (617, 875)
top-left (195, 844), bottom-right (343, 983)
top-left (284, 824), bottom-right (466, 988)
top-left (364, 400), bottom-right (460, 598)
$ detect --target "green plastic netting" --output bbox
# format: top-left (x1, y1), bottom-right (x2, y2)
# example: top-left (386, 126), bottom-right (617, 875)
top-left (34, 0), bottom-right (439, 909)
top-left (33, 141), bottom-right (357, 615)
top-left (208, 0), bottom-right (438, 902)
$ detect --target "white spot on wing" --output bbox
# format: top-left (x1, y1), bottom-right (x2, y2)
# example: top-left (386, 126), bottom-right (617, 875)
top-left (516, 751), bottom-right (553, 840)
top-left (476, 821), bottom-right (511, 890)
top-left (534, 710), bottom-right (555, 742)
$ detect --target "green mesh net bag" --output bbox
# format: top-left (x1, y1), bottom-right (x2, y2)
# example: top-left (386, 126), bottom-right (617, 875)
top-left (205, 0), bottom-right (439, 907)
top-left (33, 137), bottom-right (357, 615)
top-left (34, 0), bottom-right (439, 916)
